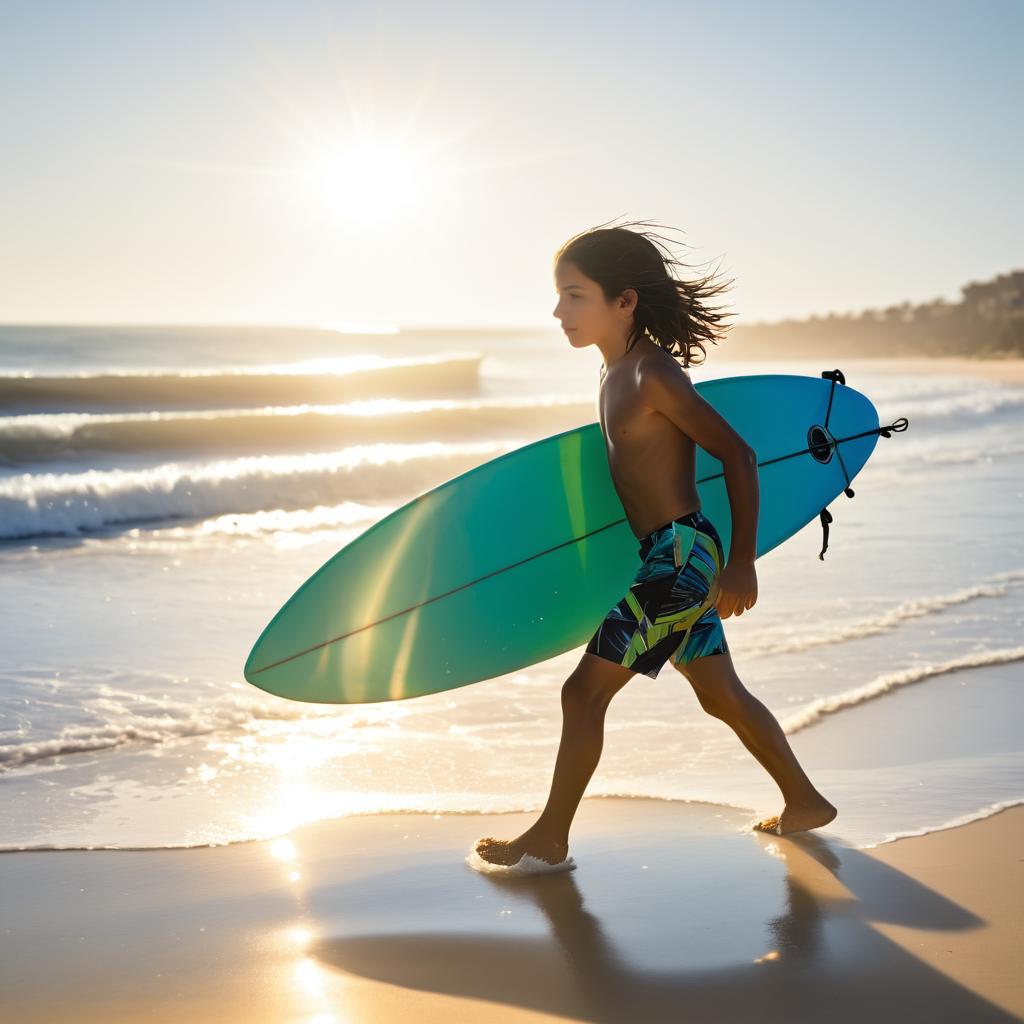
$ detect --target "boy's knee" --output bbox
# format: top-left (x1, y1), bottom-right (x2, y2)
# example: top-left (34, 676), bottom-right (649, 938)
top-left (561, 673), bottom-right (613, 718)
top-left (676, 661), bottom-right (746, 718)
top-left (695, 688), bottom-right (737, 719)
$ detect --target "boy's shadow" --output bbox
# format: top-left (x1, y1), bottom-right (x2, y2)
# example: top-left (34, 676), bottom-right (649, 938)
top-left (308, 826), bottom-right (1016, 1024)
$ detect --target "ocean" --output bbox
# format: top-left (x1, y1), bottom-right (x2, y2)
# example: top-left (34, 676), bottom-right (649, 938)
top-left (1, 325), bottom-right (1021, 852)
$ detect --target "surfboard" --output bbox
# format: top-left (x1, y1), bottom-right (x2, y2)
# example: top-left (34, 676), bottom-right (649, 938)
top-left (243, 370), bottom-right (906, 704)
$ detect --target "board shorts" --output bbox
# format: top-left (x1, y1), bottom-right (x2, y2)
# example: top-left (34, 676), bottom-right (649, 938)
top-left (584, 509), bottom-right (730, 679)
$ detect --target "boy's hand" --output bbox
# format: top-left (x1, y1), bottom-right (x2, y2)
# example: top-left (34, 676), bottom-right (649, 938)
top-left (710, 560), bottom-right (758, 618)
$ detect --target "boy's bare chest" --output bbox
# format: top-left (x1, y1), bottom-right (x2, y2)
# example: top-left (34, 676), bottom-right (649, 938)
top-left (598, 368), bottom-right (697, 481)
top-left (596, 359), bottom-right (700, 535)
top-left (598, 374), bottom-right (662, 447)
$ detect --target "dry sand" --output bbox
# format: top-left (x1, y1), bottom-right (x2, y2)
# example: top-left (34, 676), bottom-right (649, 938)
top-left (835, 355), bottom-right (1024, 385)
top-left (2, 797), bottom-right (1021, 1023)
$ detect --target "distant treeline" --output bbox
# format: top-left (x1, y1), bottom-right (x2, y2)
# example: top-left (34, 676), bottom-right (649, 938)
top-left (724, 269), bottom-right (1024, 359)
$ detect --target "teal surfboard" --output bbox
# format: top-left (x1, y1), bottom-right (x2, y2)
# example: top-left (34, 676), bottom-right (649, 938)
top-left (244, 370), bottom-right (907, 704)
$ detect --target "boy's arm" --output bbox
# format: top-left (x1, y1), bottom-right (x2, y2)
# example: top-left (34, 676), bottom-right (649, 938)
top-left (638, 361), bottom-right (759, 565)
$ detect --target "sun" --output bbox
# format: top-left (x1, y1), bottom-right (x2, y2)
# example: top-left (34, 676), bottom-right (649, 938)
top-left (302, 140), bottom-right (426, 225)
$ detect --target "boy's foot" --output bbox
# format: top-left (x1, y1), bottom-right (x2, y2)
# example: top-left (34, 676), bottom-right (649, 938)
top-left (753, 795), bottom-right (837, 836)
top-left (474, 831), bottom-right (569, 867)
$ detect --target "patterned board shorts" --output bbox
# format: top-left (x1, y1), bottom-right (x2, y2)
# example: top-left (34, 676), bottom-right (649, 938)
top-left (585, 509), bottom-right (730, 679)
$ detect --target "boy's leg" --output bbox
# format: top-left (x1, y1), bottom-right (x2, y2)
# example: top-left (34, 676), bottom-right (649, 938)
top-left (671, 651), bottom-right (837, 835)
top-left (474, 652), bottom-right (638, 865)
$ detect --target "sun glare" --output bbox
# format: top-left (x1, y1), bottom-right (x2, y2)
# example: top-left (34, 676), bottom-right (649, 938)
top-left (303, 140), bottom-right (424, 225)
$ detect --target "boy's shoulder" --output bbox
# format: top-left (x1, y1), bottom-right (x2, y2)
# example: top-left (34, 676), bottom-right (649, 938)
top-left (638, 344), bottom-right (692, 385)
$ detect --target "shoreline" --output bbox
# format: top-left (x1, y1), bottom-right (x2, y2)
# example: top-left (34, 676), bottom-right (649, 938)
top-left (2, 796), bottom-right (1021, 1023)
top-left (794, 354), bottom-right (1024, 384)
top-left (1, 792), bottom-right (1019, 855)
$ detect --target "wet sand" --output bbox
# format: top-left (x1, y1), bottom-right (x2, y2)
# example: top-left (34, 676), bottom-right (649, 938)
top-left (1, 797), bottom-right (1021, 1023)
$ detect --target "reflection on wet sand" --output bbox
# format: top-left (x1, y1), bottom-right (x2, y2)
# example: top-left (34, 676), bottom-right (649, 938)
top-left (311, 807), bottom-right (1012, 1024)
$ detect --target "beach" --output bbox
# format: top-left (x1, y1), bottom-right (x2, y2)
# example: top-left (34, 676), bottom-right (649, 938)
top-left (4, 0), bottom-right (1021, 1016)
top-left (2, 332), bottom-right (1022, 1021)
top-left (2, 798), bottom-right (1021, 1023)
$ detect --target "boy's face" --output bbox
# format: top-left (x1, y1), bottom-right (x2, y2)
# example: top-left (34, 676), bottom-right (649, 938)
top-left (552, 261), bottom-right (617, 351)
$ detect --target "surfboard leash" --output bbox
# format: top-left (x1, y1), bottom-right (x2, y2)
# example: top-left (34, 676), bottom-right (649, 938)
top-left (695, 370), bottom-right (908, 559)
top-left (813, 369), bottom-right (909, 559)
top-left (758, 368), bottom-right (911, 560)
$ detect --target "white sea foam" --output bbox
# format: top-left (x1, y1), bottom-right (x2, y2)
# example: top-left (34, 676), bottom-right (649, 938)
top-left (465, 846), bottom-right (577, 875)
top-left (879, 384), bottom-right (1024, 424)
top-left (195, 500), bottom-right (399, 537)
top-left (0, 675), bottom-right (408, 772)
top-left (863, 797), bottom-right (1024, 848)
top-left (779, 645), bottom-right (1024, 733)
top-left (745, 571), bottom-right (1024, 657)
top-left (852, 432), bottom-right (1024, 485)
top-left (0, 440), bottom-right (520, 540)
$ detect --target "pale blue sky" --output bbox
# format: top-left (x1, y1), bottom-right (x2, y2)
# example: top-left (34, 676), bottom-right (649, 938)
top-left (1, 0), bottom-right (1020, 328)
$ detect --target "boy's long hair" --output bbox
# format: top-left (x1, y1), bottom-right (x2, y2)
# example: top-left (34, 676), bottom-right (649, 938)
top-left (553, 217), bottom-right (736, 371)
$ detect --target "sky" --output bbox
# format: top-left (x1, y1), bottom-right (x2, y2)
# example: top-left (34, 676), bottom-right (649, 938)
top-left (1, 0), bottom-right (1020, 329)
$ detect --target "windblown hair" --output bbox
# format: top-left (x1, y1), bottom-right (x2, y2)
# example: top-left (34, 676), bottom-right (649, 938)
top-left (553, 217), bottom-right (736, 371)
